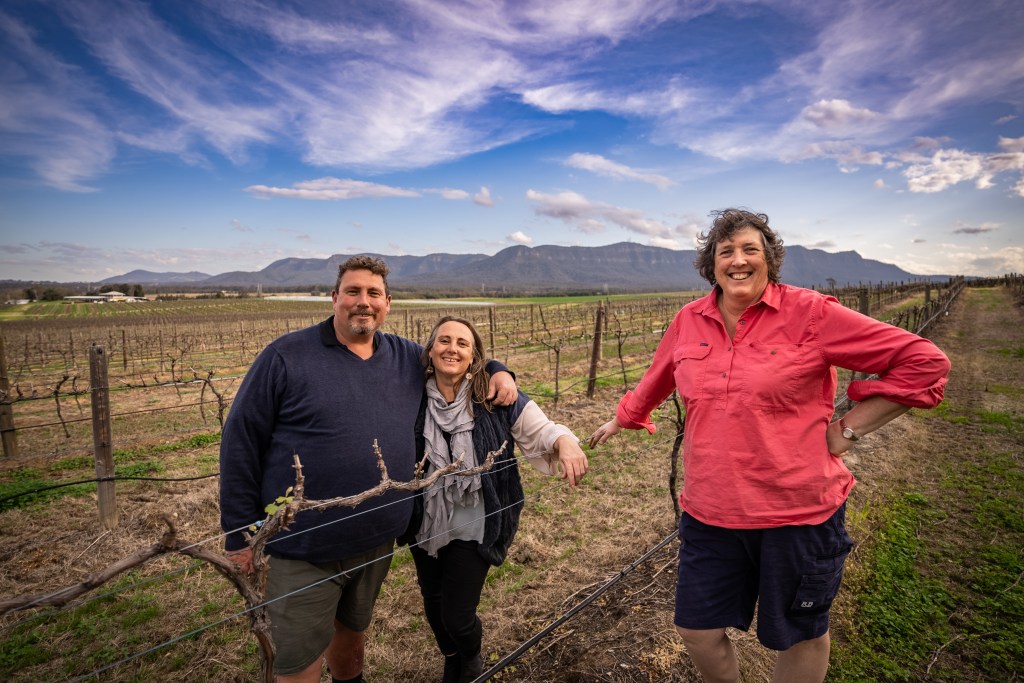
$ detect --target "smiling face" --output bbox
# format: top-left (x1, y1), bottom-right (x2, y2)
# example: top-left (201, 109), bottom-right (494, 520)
top-left (714, 226), bottom-right (770, 308)
top-left (428, 320), bottom-right (476, 386)
top-left (331, 268), bottom-right (391, 345)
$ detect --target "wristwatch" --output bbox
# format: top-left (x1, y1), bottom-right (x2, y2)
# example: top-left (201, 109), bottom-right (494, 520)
top-left (839, 417), bottom-right (859, 441)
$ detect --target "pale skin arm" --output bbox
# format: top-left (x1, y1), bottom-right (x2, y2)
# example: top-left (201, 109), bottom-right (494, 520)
top-left (553, 434), bottom-right (590, 487)
top-left (827, 395), bottom-right (912, 455)
top-left (588, 417), bottom-right (624, 448)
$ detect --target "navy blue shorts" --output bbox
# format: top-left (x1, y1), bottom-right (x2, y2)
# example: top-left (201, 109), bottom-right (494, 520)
top-left (674, 504), bottom-right (853, 651)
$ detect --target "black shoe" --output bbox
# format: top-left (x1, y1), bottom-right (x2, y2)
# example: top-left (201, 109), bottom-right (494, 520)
top-left (442, 653), bottom-right (461, 683)
top-left (458, 652), bottom-right (483, 683)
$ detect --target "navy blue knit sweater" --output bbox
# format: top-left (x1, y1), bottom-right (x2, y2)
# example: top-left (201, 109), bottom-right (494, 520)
top-left (219, 318), bottom-right (424, 561)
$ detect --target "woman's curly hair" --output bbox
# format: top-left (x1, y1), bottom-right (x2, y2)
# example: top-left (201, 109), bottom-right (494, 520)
top-left (694, 209), bottom-right (785, 286)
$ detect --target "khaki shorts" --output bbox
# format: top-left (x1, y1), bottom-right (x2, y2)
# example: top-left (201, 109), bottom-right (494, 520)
top-left (265, 541), bottom-right (394, 675)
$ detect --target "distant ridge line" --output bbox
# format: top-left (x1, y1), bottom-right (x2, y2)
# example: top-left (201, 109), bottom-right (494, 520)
top-left (96, 242), bottom-right (949, 293)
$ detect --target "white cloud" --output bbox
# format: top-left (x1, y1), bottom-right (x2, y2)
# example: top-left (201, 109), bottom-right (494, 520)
top-left (474, 187), bottom-right (495, 207)
top-left (902, 141), bottom-right (1024, 194)
top-left (799, 142), bottom-right (885, 172)
top-left (246, 177), bottom-right (420, 200)
top-left (508, 231), bottom-right (533, 245)
top-left (995, 114), bottom-right (1017, 125)
top-left (874, 179), bottom-right (885, 189)
top-left (526, 189), bottom-right (670, 239)
top-left (231, 219), bottom-right (253, 233)
top-left (904, 150), bottom-right (984, 193)
top-left (800, 99), bottom-right (879, 130)
top-left (432, 188), bottom-right (471, 200)
top-left (565, 153), bottom-right (672, 189)
top-left (648, 236), bottom-right (682, 249)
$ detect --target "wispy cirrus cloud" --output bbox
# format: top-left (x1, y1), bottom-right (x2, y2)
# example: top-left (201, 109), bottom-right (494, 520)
top-left (245, 177), bottom-right (503, 202)
top-left (0, 10), bottom-right (116, 191)
top-left (246, 177), bottom-right (420, 200)
top-left (952, 222), bottom-right (1000, 235)
top-left (565, 153), bottom-right (672, 189)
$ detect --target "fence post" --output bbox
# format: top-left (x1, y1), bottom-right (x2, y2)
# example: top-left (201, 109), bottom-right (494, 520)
top-left (488, 306), bottom-right (496, 359)
top-left (89, 345), bottom-right (119, 530)
top-left (587, 302), bottom-right (605, 398)
top-left (858, 289), bottom-right (870, 316)
top-left (0, 334), bottom-right (19, 458)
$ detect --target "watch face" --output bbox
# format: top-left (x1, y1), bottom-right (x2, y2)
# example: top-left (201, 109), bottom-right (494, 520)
top-left (843, 428), bottom-right (854, 439)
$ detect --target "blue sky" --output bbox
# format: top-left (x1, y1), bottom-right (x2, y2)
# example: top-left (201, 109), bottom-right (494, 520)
top-left (1, 0), bottom-right (1022, 283)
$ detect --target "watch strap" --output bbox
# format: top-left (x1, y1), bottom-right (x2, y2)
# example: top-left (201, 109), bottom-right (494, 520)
top-left (839, 417), bottom-right (859, 441)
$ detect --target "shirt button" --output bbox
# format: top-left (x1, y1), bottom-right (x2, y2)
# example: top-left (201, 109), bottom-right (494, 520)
top-left (739, 319), bottom-right (746, 324)
top-left (721, 372), bottom-right (727, 377)
top-left (727, 346), bottom-right (732, 351)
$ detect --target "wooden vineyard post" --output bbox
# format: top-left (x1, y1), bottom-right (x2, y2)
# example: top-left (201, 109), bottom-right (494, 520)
top-left (89, 345), bottom-right (119, 529)
top-left (0, 334), bottom-right (19, 458)
top-left (488, 307), bottom-right (496, 359)
top-left (587, 301), bottom-right (604, 399)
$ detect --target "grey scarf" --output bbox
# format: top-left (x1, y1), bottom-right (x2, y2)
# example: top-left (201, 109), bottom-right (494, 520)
top-left (416, 377), bottom-right (482, 556)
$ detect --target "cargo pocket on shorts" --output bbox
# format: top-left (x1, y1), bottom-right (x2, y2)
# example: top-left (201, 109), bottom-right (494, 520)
top-left (788, 544), bottom-right (852, 616)
top-left (788, 568), bottom-right (842, 615)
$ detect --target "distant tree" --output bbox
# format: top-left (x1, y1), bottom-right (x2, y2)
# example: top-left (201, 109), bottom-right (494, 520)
top-left (23, 288), bottom-right (37, 301)
top-left (131, 284), bottom-right (145, 297)
top-left (41, 288), bottom-right (64, 301)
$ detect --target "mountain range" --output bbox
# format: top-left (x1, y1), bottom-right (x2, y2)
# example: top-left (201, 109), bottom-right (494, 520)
top-left (101, 243), bottom-right (946, 293)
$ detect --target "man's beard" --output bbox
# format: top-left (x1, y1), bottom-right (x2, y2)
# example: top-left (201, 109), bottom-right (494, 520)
top-left (347, 308), bottom-right (379, 336)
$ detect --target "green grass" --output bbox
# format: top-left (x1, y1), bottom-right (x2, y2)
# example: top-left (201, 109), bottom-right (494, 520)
top-left (832, 449), bottom-right (1024, 681)
top-left (0, 431), bottom-right (221, 511)
top-left (0, 567), bottom-right (254, 681)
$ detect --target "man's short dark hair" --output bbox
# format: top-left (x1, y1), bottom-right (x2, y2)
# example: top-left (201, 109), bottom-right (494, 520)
top-left (335, 255), bottom-right (391, 296)
top-left (694, 209), bottom-right (785, 286)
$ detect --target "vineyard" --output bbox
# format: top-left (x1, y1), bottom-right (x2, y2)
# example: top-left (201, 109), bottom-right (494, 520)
top-left (1, 277), bottom-right (1019, 682)
top-left (0, 282), bottom-right (955, 464)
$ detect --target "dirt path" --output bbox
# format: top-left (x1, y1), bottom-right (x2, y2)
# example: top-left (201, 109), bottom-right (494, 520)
top-left (496, 285), bottom-right (1024, 682)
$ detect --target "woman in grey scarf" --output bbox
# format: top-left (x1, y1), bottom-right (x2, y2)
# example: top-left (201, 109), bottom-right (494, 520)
top-left (406, 315), bottom-right (589, 683)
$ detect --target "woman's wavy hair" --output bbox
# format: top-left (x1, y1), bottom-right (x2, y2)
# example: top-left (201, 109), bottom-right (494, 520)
top-left (421, 315), bottom-right (493, 415)
top-left (694, 209), bottom-right (785, 286)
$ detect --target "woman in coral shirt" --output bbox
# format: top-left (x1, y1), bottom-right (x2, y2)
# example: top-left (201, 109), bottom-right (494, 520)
top-left (589, 208), bottom-right (950, 683)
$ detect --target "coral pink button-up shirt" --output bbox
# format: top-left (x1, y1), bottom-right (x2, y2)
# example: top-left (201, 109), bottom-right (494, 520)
top-left (616, 283), bottom-right (950, 528)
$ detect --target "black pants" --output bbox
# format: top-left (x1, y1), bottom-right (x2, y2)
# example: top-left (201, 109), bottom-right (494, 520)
top-left (410, 540), bottom-right (491, 658)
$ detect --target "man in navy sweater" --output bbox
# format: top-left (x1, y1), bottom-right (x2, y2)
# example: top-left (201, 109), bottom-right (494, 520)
top-left (220, 255), bottom-right (517, 683)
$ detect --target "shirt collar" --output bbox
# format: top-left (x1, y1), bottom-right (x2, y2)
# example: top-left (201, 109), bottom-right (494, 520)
top-left (695, 282), bottom-right (782, 316)
top-left (320, 316), bottom-right (380, 351)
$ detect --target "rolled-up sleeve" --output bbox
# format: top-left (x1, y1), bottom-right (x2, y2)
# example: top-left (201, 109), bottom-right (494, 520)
top-left (615, 314), bottom-right (683, 434)
top-left (512, 400), bottom-right (577, 475)
top-left (819, 297), bottom-right (950, 408)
